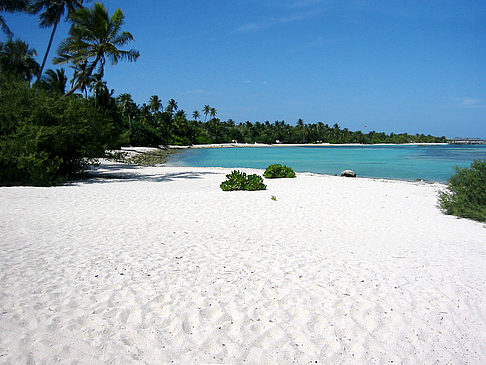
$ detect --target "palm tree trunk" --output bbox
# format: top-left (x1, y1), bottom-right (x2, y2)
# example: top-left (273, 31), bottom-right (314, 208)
top-left (35, 20), bottom-right (59, 85)
top-left (71, 65), bottom-right (77, 88)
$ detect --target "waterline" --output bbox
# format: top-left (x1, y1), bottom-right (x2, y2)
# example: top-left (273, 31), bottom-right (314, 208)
top-left (166, 144), bottom-right (486, 183)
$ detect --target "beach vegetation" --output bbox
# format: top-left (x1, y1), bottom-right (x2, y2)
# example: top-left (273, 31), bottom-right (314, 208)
top-left (0, 78), bottom-right (124, 186)
top-left (53, 2), bottom-right (140, 96)
top-left (31, 0), bottom-right (86, 84)
top-left (438, 159), bottom-right (486, 223)
top-left (220, 170), bottom-right (266, 191)
top-left (0, 39), bottom-right (40, 82)
top-left (264, 164), bottom-right (296, 178)
top-left (37, 68), bottom-right (67, 94)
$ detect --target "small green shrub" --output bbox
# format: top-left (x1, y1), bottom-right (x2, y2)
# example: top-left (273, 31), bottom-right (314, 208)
top-left (245, 173), bottom-right (267, 191)
top-left (271, 195), bottom-right (277, 201)
top-left (220, 170), bottom-right (266, 191)
top-left (263, 164), bottom-right (296, 178)
top-left (438, 159), bottom-right (486, 223)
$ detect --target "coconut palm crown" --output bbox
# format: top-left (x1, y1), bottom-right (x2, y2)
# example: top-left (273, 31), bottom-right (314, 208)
top-left (54, 2), bottom-right (139, 96)
top-left (0, 39), bottom-right (40, 82)
top-left (38, 68), bottom-right (67, 94)
top-left (0, 0), bottom-right (30, 38)
top-left (31, 0), bottom-right (86, 83)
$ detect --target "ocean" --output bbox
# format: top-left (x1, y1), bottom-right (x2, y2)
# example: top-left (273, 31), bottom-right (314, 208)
top-left (165, 144), bottom-right (486, 183)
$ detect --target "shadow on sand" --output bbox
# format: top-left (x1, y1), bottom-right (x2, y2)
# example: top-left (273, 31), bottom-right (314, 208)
top-left (73, 163), bottom-right (220, 185)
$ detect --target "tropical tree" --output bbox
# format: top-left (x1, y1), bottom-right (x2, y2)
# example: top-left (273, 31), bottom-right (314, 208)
top-left (0, 39), bottom-right (39, 82)
top-left (209, 107), bottom-right (217, 120)
top-left (203, 105), bottom-right (210, 121)
top-left (31, 0), bottom-right (86, 83)
top-left (0, 0), bottom-right (30, 38)
top-left (116, 92), bottom-right (137, 127)
top-left (148, 95), bottom-right (162, 113)
top-left (165, 98), bottom-right (178, 114)
top-left (54, 2), bottom-right (139, 96)
top-left (192, 110), bottom-right (200, 121)
top-left (68, 59), bottom-right (95, 97)
top-left (38, 67), bottom-right (67, 93)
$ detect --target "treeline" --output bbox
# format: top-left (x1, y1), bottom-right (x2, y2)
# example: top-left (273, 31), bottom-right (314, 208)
top-left (118, 99), bottom-right (447, 146)
top-left (0, 1), bottom-right (446, 186)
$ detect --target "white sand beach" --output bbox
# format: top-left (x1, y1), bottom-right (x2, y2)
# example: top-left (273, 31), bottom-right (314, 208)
top-left (167, 142), bottom-right (448, 149)
top-left (1, 162), bottom-right (485, 364)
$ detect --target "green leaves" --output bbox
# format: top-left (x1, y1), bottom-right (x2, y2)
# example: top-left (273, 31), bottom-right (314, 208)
top-left (0, 79), bottom-right (121, 186)
top-left (263, 164), bottom-right (296, 178)
top-left (55, 2), bottom-right (140, 96)
top-left (438, 160), bottom-right (486, 222)
top-left (220, 165), bottom-right (297, 191)
top-left (220, 170), bottom-right (266, 191)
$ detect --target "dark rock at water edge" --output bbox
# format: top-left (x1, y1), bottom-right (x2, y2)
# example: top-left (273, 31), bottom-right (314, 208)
top-left (341, 170), bottom-right (356, 177)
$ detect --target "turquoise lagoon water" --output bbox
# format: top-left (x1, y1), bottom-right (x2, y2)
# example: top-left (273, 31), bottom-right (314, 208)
top-left (166, 144), bottom-right (486, 183)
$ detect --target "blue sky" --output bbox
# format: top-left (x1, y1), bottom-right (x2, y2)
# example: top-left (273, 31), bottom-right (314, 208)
top-left (3, 0), bottom-right (486, 138)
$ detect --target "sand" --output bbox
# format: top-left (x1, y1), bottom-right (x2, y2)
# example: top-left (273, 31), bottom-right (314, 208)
top-left (1, 162), bottom-right (485, 364)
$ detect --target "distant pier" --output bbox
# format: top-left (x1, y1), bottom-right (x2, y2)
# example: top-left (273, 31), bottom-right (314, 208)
top-left (449, 138), bottom-right (486, 145)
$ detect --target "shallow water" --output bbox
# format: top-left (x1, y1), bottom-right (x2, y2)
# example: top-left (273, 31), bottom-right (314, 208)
top-left (166, 144), bottom-right (486, 182)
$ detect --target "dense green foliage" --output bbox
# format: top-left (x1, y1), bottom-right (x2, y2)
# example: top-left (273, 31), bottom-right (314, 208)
top-left (110, 104), bottom-right (448, 147)
top-left (220, 170), bottom-right (267, 191)
top-left (0, 39), bottom-right (40, 82)
top-left (0, 79), bottom-right (124, 185)
top-left (438, 160), bottom-right (486, 222)
top-left (264, 164), bottom-right (296, 178)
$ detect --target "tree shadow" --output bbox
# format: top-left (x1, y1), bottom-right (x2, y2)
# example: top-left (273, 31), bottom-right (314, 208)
top-left (72, 163), bottom-right (220, 185)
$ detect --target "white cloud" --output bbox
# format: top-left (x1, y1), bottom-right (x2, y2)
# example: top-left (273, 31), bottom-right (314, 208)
top-left (236, 9), bottom-right (323, 33)
top-left (452, 97), bottom-right (486, 108)
top-left (181, 89), bottom-right (204, 96)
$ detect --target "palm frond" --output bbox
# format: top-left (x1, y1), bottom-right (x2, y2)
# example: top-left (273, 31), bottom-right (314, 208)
top-left (0, 15), bottom-right (13, 38)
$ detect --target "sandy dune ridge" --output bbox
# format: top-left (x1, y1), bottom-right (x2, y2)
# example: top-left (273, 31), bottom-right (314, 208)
top-left (1, 162), bottom-right (485, 364)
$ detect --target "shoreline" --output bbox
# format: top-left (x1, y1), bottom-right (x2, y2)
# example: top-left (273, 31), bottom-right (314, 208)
top-left (166, 142), bottom-right (449, 149)
top-left (97, 160), bottom-right (447, 186)
top-left (114, 144), bottom-right (455, 184)
top-left (1, 162), bottom-right (485, 363)
top-left (111, 145), bottom-right (447, 185)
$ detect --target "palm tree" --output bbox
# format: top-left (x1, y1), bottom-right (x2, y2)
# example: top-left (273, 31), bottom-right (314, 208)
top-left (165, 98), bottom-right (177, 114)
top-left (0, 0), bottom-right (30, 38)
top-left (148, 95), bottom-right (162, 113)
top-left (38, 67), bottom-right (67, 93)
top-left (54, 2), bottom-right (139, 96)
top-left (31, 0), bottom-right (86, 83)
top-left (117, 93), bottom-right (136, 127)
top-left (0, 39), bottom-right (40, 82)
top-left (192, 110), bottom-right (200, 121)
top-left (203, 105), bottom-right (210, 121)
top-left (209, 107), bottom-right (217, 120)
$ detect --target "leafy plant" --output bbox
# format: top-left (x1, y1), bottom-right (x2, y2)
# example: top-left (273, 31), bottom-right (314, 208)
top-left (438, 159), bottom-right (486, 223)
top-left (220, 170), bottom-right (266, 191)
top-left (0, 78), bottom-right (123, 186)
top-left (263, 164), bottom-right (296, 178)
top-left (245, 173), bottom-right (267, 191)
top-left (271, 195), bottom-right (277, 201)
